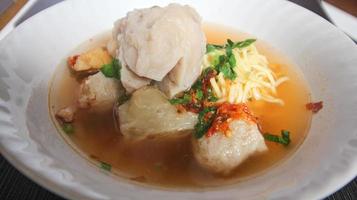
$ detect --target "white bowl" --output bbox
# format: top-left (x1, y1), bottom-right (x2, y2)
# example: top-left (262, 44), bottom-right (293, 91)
top-left (0, 0), bottom-right (356, 199)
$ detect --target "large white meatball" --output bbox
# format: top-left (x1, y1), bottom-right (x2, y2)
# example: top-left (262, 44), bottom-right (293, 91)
top-left (112, 3), bottom-right (206, 96)
top-left (118, 86), bottom-right (198, 140)
top-left (193, 120), bottom-right (267, 174)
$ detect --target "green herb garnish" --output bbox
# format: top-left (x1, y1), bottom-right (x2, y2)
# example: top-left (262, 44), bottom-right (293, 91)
top-left (194, 107), bottom-right (217, 139)
top-left (264, 130), bottom-right (291, 146)
top-left (214, 54), bottom-right (237, 80)
top-left (62, 123), bottom-right (74, 134)
top-left (228, 51), bottom-right (236, 66)
top-left (217, 63), bottom-right (237, 80)
top-left (233, 39), bottom-right (256, 49)
top-left (195, 89), bottom-right (204, 101)
top-left (206, 44), bottom-right (217, 53)
top-left (226, 39), bottom-right (234, 47)
top-left (100, 58), bottom-right (121, 79)
top-left (169, 93), bottom-right (191, 105)
top-left (100, 161), bottom-right (112, 171)
top-left (206, 44), bottom-right (224, 53)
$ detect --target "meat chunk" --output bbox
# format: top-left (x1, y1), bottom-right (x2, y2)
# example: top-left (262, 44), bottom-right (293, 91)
top-left (68, 47), bottom-right (112, 73)
top-left (55, 106), bottom-right (77, 123)
top-left (193, 120), bottom-right (267, 174)
top-left (113, 3), bottom-right (206, 96)
top-left (78, 72), bottom-right (124, 112)
top-left (117, 86), bottom-right (197, 140)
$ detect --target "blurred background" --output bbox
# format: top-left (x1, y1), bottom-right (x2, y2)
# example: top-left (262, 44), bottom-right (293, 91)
top-left (1, 0), bottom-right (356, 40)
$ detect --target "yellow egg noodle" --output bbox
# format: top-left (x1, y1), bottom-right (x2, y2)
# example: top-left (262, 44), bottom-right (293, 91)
top-left (202, 44), bottom-right (288, 105)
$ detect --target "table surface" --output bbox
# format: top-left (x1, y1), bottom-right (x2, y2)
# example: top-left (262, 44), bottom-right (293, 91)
top-left (0, 0), bottom-right (356, 199)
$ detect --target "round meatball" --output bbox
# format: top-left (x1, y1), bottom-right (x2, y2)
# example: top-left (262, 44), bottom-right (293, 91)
top-left (77, 72), bottom-right (124, 112)
top-left (193, 120), bottom-right (267, 174)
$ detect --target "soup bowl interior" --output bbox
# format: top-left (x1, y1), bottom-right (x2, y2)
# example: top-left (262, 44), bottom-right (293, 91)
top-left (0, 0), bottom-right (356, 199)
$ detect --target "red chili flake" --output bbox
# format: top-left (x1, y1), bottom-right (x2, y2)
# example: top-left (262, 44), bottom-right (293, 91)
top-left (184, 103), bottom-right (201, 113)
top-left (68, 55), bottom-right (79, 67)
top-left (206, 103), bottom-right (257, 138)
top-left (202, 69), bottom-right (217, 95)
top-left (306, 101), bottom-right (323, 113)
top-left (176, 104), bottom-right (186, 113)
top-left (181, 91), bottom-right (203, 113)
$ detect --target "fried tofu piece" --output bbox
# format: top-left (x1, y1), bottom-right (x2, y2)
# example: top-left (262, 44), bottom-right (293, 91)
top-left (68, 47), bottom-right (112, 72)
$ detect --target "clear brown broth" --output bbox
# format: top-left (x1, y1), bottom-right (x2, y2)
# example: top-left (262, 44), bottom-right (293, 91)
top-left (49, 24), bottom-right (312, 188)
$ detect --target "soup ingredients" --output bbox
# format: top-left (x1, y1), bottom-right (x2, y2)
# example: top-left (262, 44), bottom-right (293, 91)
top-left (52, 6), bottom-right (313, 184)
top-left (61, 123), bottom-right (74, 135)
top-left (100, 161), bottom-right (112, 171)
top-left (193, 106), bottom-right (217, 139)
top-left (202, 39), bottom-right (288, 105)
top-left (68, 47), bottom-right (112, 73)
top-left (206, 103), bottom-right (258, 138)
top-left (118, 86), bottom-right (198, 139)
top-left (193, 103), bottom-right (266, 174)
top-left (55, 106), bottom-right (76, 123)
top-left (100, 58), bottom-right (121, 79)
top-left (193, 116), bottom-right (267, 174)
top-left (169, 67), bottom-right (218, 113)
top-left (263, 130), bottom-right (291, 146)
top-left (120, 64), bottom-right (151, 93)
top-left (112, 3), bottom-right (206, 96)
top-left (78, 72), bottom-right (124, 111)
top-left (306, 101), bottom-right (323, 113)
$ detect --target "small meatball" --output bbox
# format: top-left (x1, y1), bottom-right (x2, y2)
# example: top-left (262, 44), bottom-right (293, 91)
top-left (68, 47), bottom-right (112, 72)
top-left (55, 106), bottom-right (76, 123)
top-left (78, 72), bottom-right (124, 112)
top-left (193, 120), bottom-right (267, 174)
top-left (118, 86), bottom-right (197, 140)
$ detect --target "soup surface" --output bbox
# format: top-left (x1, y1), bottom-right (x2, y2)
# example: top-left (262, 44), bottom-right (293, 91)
top-left (49, 24), bottom-right (312, 188)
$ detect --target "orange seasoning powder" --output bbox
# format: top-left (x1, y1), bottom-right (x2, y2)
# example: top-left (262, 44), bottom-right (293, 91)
top-left (206, 103), bottom-right (257, 138)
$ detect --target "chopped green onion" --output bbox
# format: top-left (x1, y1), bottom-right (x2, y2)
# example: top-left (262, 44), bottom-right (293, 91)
top-left (191, 79), bottom-right (202, 90)
top-left (226, 45), bottom-right (233, 57)
top-left (206, 44), bottom-right (216, 53)
top-left (169, 93), bottom-right (191, 105)
top-left (62, 123), bottom-right (74, 134)
top-left (218, 63), bottom-right (237, 80)
top-left (100, 161), bottom-right (112, 171)
top-left (206, 44), bottom-right (224, 53)
top-left (226, 39), bottom-right (234, 47)
top-left (233, 39), bottom-right (256, 49)
top-left (208, 95), bottom-right (218, 102)
top-left (212, 48), bottom-right (237, 80)
top-left (264, 130), bottom-right (291, 146)
top-left (228, 52), bottom-right (236, 67)
top-left (196, 89), bottom-right (204, 101)
top-left (100, 58), bottom-right (121, 79)
top-left (194, 107), bottom-right (217, 139)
